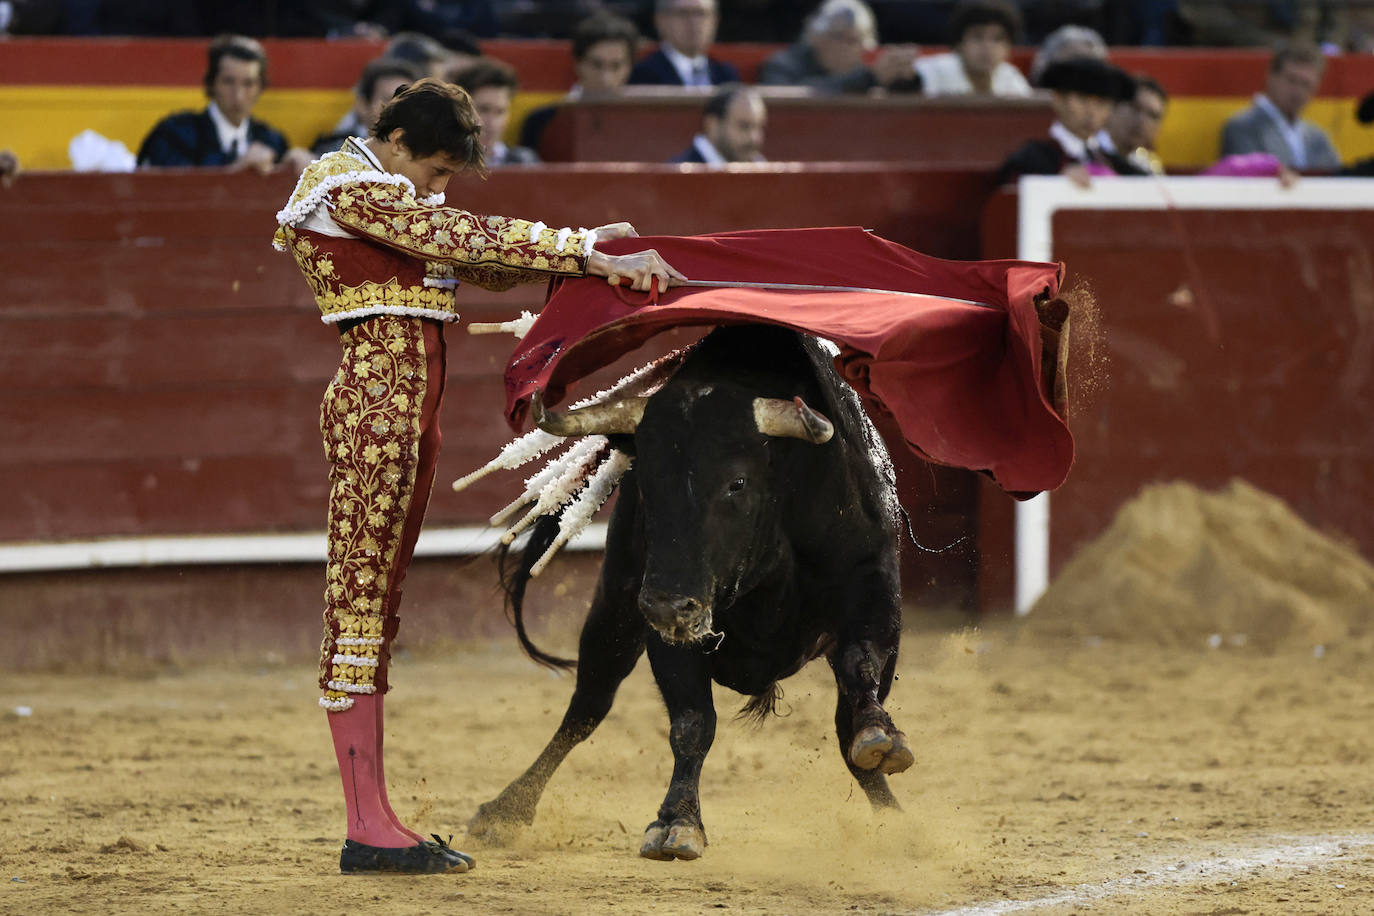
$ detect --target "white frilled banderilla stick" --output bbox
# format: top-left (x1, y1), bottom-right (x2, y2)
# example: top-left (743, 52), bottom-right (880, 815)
top-left (450, 347), bottom-right (686, 495)
top-left (451, 346), bottom-right (691, 575)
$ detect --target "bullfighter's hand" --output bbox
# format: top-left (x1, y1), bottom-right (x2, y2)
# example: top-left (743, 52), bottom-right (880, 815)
top-left (588, 249), bottom-right (688, 296)
top-left (592, 221), bottom-right (639, 241)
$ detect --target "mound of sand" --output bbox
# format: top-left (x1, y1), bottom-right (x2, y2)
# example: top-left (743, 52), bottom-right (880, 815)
top-left (1024, 479), bottom-right (1374, 650)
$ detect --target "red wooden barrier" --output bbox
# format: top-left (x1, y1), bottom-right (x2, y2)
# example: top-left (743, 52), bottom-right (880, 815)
top-left (0, 165), bottom-right (998, 608)
top-left (1047, 204), bottom-right (1374, 570)
top-left (536, 89), bottom-right (1052, 166)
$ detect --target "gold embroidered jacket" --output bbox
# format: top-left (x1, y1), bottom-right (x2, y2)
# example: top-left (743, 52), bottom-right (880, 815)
top-left (274, 139), bottom-right (594, 324)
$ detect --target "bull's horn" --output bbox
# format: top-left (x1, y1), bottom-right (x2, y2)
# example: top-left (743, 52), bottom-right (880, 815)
top-left (753, 396), bottom-right (834, 444)
top-left (532, 388), bottom-right (648, 437)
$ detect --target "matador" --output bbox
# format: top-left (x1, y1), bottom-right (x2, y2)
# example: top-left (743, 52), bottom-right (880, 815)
top-left (274, 78), bottom-right (681, 875)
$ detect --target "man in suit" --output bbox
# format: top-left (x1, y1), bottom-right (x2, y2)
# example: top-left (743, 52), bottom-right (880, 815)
top-left (1220, 42), bottom-right (1340, 171)
top-left (629, 0), bottom-right (739, 88)
top-left (519, 12), bottom-right (641, 157)
top-left (759, 0), bottom-right (920, 95)
top-left (137, 34), bottom-right (308, 172)
top-left (311, 57), bottom-right (423, 158)
top-left (669, 85), bottom-right (767, 165)
top-left (449, 58), bottom-right (541, 166)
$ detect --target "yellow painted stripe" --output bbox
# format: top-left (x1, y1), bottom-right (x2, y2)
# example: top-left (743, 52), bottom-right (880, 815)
top-left (3, 86), bottom-right (1369, 172)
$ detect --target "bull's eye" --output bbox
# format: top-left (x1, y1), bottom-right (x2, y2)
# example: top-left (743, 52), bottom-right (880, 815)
top-left (727, 477), bottom-right (747, 494)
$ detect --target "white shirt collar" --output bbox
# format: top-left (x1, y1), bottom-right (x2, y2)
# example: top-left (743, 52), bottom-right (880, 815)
top-left (691, 133), bottom-right (727, 165)
top-left (1093, 128), bottom-right (1117, 155)
top-left (661, 42), bottom-right (710, 86)
top-left (346, 136), bottom-right (385, 170)
top-left (1049, 121), bottom-right (1092, 162)
top-left (207, 101), bottom-right (251, 157)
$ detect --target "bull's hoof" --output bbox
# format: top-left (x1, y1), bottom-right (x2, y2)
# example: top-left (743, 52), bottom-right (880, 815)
top-left (639, 821), bottom-right (706, 861)
top-left (850, 725), bottom-right (914, 774)
top-left (467, 797), bottom-right (534, 846)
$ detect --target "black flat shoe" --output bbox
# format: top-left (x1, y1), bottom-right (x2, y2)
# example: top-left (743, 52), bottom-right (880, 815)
top-left (427, 834), bottom-right (477, 869)
top-left (339, 839), bottom-right (470, 874)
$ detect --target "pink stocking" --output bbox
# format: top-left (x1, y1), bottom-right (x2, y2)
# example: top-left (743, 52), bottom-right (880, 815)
top-left (375, 696), bottom-right (425, 843)
top-left (327, 695), bottom-right (416, 848)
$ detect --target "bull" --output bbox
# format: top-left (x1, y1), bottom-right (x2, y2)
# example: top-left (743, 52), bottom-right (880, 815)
top-left (468, 324), bottom-right (912, 860)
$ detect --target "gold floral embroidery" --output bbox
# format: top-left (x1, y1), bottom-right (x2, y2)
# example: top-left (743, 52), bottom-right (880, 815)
top-left (282, 226), bottom-right (459, 321)
top-left (317, 316), bottom-right (427, 708)
top-left (330, 181), bottom-right (589, 286)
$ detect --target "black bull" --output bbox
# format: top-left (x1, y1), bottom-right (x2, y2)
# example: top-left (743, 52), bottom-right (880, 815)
top-left (469, 324), bottom-right (913, 860)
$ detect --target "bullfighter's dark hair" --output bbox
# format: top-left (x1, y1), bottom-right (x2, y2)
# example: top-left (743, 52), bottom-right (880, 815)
top-left (572, 11), bottom-right (641, 61)
top-left (947, 0), bottom-right (1022, 45)
top-left (203, 34), bottom-right (269, 94)
top-left (372, 77), bottom-right (487, 175)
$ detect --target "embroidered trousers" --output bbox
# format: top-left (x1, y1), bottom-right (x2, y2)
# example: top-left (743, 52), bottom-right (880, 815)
top-left (317, 315), bottom-right (447, 711)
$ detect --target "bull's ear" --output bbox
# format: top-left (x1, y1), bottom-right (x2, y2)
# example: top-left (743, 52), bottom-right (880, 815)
top-left (606, 433), bottom-right (637, 458)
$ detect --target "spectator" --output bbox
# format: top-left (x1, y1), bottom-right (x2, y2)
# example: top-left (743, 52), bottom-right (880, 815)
top-left (1220, 42), bottom-right (1340, 172)
top-left (136, 34), bottom-right (310, 173)
top-left (0, 149), bottom-right (18, 187)
top-left (629, 0), bottom-right (740, 88)
top-left (915, 0), bottom-right (1031, 98)
top-left (1096, 73), bottom-right (1167, 174)
top-left (519, 12), bottom-right (641, 155)
top-left (385, 31), bottom-right (479, 80)
top-left (312, 57), bottom-right (422, 158)
top-left (759, 0), bottom-right (921, 95)
top-left (1029, 24), bottom-right (1107, 86)
top-left (448, 59), bottom-right (540, 166)
top-left (669, 84), bottom-right (767, 165)
top-left (997, 57), bottom-right (1140, 185)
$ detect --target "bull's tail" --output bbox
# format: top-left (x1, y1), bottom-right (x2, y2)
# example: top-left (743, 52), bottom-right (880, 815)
top-left (736, 682), bottom-right (785, 726)
top-left (497, 512), bottom-right (578, 671)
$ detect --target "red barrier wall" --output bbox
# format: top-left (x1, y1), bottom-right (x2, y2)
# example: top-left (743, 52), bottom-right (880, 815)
top-left (537, 91), bottom-right (1052, 166)
top-left (0, 165), bottom-right (996, 607)
top-left (1047, 204), bottom-right (1374, 570)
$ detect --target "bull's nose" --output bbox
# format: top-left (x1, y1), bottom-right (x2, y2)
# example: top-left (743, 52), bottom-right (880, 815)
top-left (638, 589), bottom-right (703, 631)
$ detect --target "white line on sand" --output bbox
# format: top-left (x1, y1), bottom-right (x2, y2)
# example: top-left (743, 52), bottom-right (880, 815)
top-left (921, 833), bottom-right (1374, 916)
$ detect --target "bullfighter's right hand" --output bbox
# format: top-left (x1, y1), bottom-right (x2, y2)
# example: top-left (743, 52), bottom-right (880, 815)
top-left (588, 248), bottom-right (687, 296)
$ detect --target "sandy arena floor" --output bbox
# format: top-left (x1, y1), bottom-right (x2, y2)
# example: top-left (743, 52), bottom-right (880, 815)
top-left (3, 620), bottom-right (1374, 916)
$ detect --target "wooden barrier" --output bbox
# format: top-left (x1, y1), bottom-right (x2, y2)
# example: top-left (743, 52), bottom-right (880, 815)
top-left (0, 164), bottom-right (1000, 611)
top-left (977, 177), bottom-right (1374, 613)
top-left (536, 88), bottom-right (1053, 166)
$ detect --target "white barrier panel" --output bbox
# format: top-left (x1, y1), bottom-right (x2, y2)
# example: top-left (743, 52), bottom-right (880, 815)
top-left (0, 523), bottom-right (608, 574)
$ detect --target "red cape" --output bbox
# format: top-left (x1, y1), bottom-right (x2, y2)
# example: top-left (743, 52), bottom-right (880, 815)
top-left (504, 227), bottom-right (1073, 496)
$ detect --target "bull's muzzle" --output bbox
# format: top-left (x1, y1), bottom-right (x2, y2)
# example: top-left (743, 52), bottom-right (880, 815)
top-left (638, 588), bottom-right (714, 644)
